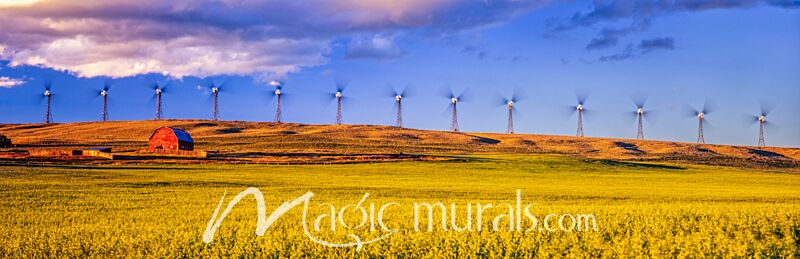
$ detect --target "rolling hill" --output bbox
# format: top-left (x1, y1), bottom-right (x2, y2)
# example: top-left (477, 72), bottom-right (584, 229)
top-left (0, 120), bottom-right (798, 169)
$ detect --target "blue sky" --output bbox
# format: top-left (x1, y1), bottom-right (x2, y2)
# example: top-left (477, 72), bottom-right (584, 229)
top-left (0, 0), bottom-right (798, 147)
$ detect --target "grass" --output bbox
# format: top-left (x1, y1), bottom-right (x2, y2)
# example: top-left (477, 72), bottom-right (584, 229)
top-left (1, 154), bottom-right (799, 257)
top-left (2, 120), bottom-right (799, 168)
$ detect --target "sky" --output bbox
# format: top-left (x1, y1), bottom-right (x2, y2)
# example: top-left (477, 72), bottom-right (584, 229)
top-left (0, 0), bottom-right (798, 147)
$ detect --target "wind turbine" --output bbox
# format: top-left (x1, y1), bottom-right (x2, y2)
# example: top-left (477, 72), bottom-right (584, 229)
top-left (686, 99), bottom-right (717, 144)
top-left (201, 80), bottom-right (228, 121)
top-left (389, 85), bottom-right (411, 128)
top-left (567, 93), bottom-right (590, 137)
top-left (496, 90), bottom-right (524, 134)
top-left (747, 102), bottom-right (774, 147)
top-left (629, 95), bottom-right (651, 140)
top-left (269, 80), bottom-right (284, 123)
top-left (42, 82), bottom-right (53, 123)
top-left (329, 81), bottom-right (348, 125)
top-left (96, 81), bottom-right (112, 122)
top-left (441, 87), bottom-right (469, 132)
top-left (151, 81), bottom-right (170, 120)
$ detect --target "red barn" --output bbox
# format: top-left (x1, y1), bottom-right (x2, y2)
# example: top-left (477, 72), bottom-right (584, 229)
top-left (148, 127), bottom-right (194, 151)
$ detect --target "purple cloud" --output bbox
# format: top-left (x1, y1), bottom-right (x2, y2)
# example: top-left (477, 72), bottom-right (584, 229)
top-left (0, 0), bottom-right (548, 78)
top-left (344, 35), bottom-right (404, 60)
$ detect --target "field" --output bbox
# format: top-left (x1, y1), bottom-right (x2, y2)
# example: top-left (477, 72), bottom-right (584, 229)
top-left (0, 121), bottom-right (799, 257)
top-left (1, 154), bottom-right (799, 257)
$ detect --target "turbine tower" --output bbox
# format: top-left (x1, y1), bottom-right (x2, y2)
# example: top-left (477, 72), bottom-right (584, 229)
top-left (757, 115), bottom-right (766, 147)
top-left (202, 80), bottom-right (228, 121)
top-left (151, 82), bottom-right (169, 120)
top-left (497, 90), bottom-right (524, 134)
top-left (269, 81), bottom-right (284, 123)
top-left (570, 94), bottom-right (589, 137)
top-left (696, 113), bottom-right (705, 144)
top-left (507, 101), bottom-right (514, 134)
top-left (451, 96), bottom-right (459, 132)
top-left (687, 100), bottom-right (716, 144)
top-left (212, 86), bottom-right (219, 121)
top-left (442, 88), bottom-right (467, 132)
top-left (576, 104), bottom-right (584, 137)
top-left (748, 102), bottom-right (774, 147)
top-left (42, 83), bottom-right (53, 123)
top-left (97, 82), bottom-right (111, 122)
top-left (329, 82), bottom-right (347, 125)
top-left (630, 96), bottom-right (650, 140)
top-left (390, 87), bottom-right (410, 128)
top-left (395, 94), bottom-right (403, 127)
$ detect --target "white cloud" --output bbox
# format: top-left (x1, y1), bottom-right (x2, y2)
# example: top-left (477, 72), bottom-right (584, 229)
top-left (0, 76), bottom-right (25, 88)
top-left (345, 34), bottom-right (404, 60)
top-left (0, 0), bottom-right (547, 78)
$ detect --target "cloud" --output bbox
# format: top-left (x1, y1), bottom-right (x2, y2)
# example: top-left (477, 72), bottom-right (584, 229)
top-left (599, 37), bottom-right (675, 62)
top-left (639, 37), bottom-right (675, 51)
top-left (0, 0), bottom-right (548, 78)
top-left (550, 0), bottom-right (797, 59)
top-left (0, 76), bottom-right (25, 88)
top-left (548, 0), bottom-right (787, 32)
top-left (461, 45), bottom-right (489, 60)
top-left (344, 34), bottom-right (404, 60)
top-left (586, 19), bottom-right (650, 50)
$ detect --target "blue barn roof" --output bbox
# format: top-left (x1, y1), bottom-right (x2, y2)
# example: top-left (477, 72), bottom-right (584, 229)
top-left (171, 128), bottom-right (194, 142)
top-left (149, 127), bottom-right (194, 143)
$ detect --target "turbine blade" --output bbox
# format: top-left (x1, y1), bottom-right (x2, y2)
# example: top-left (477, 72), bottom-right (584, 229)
top-left (261, 90), bottom-right (277, 105)
top-left (643, 110), bottom-right (660, 124)
top-left (625, 111), bottom-right (639, 120)
top-left (575, 91), bottom-right (589, 105)
top-left (682, 105), bottom-right (701, 118)
top-left (385, 84), bottom-right (399, 98)
top-left (438, 85), bottom-right (455, 99)
top-left (493, 93), bottom-right (509, 107)
top-left (581, 108), bottom-right (593, 118)
top-left (561, 105), bottom-right (578, 117)
top-left (760, 100), bottom-right (775, 116)
top-left (631, 94), bottom-right (647, 109)
top-left (702, 118), bottom-right (714, 130)
top-left (457, 88), bottom-right (472, 102)
top-left (160, 81), bottom-right (173, 93)
top-left (701, 98), bottom-right (718, 114)
top-left (763, 120), bottom-right (779, 130)
top-left (740, 114), bottom-right (760, 126)
top-left (219, 79), bottom-right (232, 92)
top-left (400, 84), bottom-right (414, 98)
top-left (511, 88), bottom-right (526, 103)
top-left (335, 77), bottom-right (349, 92)
top-left (103, 79), bottom-right (112, 91)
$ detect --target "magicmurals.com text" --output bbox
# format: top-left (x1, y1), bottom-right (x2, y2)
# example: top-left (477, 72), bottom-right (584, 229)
top-left (202, 189), bottom-right (598, 251)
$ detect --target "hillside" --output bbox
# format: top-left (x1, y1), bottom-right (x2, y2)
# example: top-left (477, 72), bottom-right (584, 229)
top-left (0, 120), bottom-right (798, 169)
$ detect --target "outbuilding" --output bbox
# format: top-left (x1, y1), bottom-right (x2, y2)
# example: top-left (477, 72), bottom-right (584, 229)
top-left (148, 127), bottom-right (194, 151)
top-left (0, 135), bottom-right (10, 148)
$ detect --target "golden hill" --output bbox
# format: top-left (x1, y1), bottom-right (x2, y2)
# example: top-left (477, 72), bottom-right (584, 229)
top-left (0, 120), bottom-right (798, 168)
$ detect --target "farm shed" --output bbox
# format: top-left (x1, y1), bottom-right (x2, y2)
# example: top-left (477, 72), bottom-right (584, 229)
top-left (0, 135), bottom-right (11, 148)
top-left (148, 127), bottom-right (194, 151)
top-left (72, 147), bottom-right (114, 159)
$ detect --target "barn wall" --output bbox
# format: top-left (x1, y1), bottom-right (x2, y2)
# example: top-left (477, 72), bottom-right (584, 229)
top-left (149, 128), bottom-right (179, 151)
top-left (148, 127), bottom-right (194, 151)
